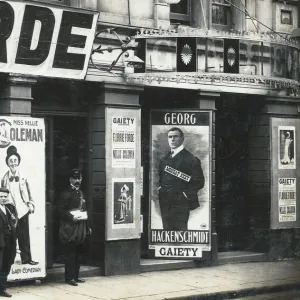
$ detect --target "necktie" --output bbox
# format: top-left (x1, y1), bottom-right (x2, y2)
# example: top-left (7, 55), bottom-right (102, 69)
top-left (9, 176), bottom-right (19, 182)
top-left (170, 150), bottom-right (174, 158)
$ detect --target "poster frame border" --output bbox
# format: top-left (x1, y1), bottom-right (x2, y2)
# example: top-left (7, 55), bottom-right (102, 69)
top-left (271, 117), bottom-right (299, 229)
top-left (148, 109), bottom-right (212, 260)
top-left (105, 107), bottom-right (141, 241)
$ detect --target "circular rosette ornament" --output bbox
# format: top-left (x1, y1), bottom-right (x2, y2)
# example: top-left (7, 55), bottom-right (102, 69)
top-left (181, 44), bottom-right (193, 66)
top-left (227, 46), bottom-right (236, 67)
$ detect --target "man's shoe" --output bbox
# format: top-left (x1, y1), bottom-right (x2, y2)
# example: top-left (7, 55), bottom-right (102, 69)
top-left (75, 278), bottom-right (85, 283)
top-left (65, 279), bottom-right (78, 286)
top-left (0, 289), bottom-right (12, 297)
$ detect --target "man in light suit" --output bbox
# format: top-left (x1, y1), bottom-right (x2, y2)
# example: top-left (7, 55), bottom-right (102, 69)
top-left (158, 127), bottom-right (205, 231)
top-left (0, 187), bottom-right (17, 297)
top-left (1, 145), bottom-right (37, 265)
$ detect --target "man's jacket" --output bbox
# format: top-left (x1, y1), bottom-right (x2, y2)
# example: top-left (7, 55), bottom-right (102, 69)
top-left (159, 148), bottom-right (205, 210)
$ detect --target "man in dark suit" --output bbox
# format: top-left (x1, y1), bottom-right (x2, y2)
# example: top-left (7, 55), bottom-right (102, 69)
top-left (158, 127), bottom-right (205, 231)
top-left (0, 187), bottom-right (17, 297)
top-left (57, 169), bottom-right (91, 287)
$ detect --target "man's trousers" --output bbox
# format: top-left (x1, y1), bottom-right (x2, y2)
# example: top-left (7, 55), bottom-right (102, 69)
top-left (63, 242), bottom-right (85, 281)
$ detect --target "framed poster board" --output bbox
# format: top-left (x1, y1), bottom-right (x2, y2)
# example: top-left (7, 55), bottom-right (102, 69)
top-left (105, 108), bottom-right (141, 240)
top-left (149, 110), bottom-right (211, 259)
top-left (0, 116), bottom-right (46, 281)
top-left (271, 118), bottom-right (300, 229)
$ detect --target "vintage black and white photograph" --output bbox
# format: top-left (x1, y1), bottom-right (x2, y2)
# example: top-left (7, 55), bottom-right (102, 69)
top-left (0, 0), bottom-right (300, 298)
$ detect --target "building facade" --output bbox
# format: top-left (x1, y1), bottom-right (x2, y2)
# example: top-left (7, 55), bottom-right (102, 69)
top-left (0, 0), bottom-right (300, 276)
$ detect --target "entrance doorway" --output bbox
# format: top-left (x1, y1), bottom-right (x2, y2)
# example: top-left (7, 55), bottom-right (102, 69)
top-left (215, 97), bottom-right (250, 251)
top-left (45, 116), bottom-right (88, 265)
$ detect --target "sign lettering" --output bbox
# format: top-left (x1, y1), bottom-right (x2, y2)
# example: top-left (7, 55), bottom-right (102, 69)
top-left (0, 1), bottom-right (98, 79)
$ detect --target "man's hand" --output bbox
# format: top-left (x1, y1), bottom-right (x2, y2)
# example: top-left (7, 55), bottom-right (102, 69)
top-left (73, 215), bottom-right (82, 222)
top-left (28, 203), bottom-right (34, 213)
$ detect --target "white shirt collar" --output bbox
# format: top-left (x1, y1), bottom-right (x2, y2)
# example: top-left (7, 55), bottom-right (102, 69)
top-left (0, 205), bottom-right (6, 215)
top-left (70, 183), bottom-right (80, 191)
top-left (171, 145), bottom-right (184, 157)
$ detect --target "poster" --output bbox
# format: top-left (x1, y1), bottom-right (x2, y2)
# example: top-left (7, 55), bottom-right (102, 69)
top-left (278, 126), bottom-right (295, 169)
top-left (0, 117), bottom-right (46, 281)
top-left (149, 110), bottom-right (211, 259)
top-left (271, 118), bottom-right (300, 229)
top-left (113, 178), bottom-right (134, 227)
top-left (112, 117), bottom-right (136, 168)
top-left (278, 178), bottom-right (296, 222)
top-left (106, 108), bottom-right (141, 240)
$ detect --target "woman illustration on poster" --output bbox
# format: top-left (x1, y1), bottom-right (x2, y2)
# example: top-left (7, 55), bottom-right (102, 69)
top-left (1, 145), bottom-right (38, 265)
top-left (280, 130), bottom-right (294, 165)
top-left (114, 182), bottom-right (134, 224)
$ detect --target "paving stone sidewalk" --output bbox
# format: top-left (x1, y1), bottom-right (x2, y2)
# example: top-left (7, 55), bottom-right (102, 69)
top-left (6, 260), bottom-right (300, 300)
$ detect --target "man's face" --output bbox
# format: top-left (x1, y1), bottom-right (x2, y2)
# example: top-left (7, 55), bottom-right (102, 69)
top-left (0, 192), bottom-right (9, 205)
top-left (168, 130), bottom-right (184, 149)
top-left (70, 176), bottom-right (82, 188)
top-left (8, 155), bottom-right (19, 173)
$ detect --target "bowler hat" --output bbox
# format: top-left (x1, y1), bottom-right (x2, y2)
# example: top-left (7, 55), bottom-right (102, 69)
top-left (0, 187), bottom-right (9, 194)
top-left (6, 145), bottom-right (21, 166)
top-left (70, 169), bottom-right (82, 179)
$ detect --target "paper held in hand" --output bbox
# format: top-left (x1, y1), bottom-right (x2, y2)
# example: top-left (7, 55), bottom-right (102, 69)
top-left (70, 210), bottom-right (88, 220)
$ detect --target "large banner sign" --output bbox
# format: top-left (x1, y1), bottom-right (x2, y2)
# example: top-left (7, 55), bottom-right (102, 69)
top-left (0, 116), bottom-right (46, 281)
top-left (0, 1), bottom-right (98, 79)
top-left (149, 110), bottom-right (211, 259)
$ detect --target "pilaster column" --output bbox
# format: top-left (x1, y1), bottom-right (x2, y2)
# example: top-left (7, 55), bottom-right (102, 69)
top-left (196, 91), bottom-right (219, 262)
top-left (0, 74), bottom-right (37, 115)
top-left (90, 82), bottom-right (144, 275)
top-left (154, 0), bottom-right (170, 29)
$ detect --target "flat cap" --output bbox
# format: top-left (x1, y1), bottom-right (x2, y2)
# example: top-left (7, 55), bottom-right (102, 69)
top-left (70, 169), bottom-right (82, 179)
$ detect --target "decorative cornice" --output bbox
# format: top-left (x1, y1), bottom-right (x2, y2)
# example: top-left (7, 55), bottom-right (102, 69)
top-left (124, 72), bottom-right (299, 91)
top-left (135, 27), bottom-right (300, 49)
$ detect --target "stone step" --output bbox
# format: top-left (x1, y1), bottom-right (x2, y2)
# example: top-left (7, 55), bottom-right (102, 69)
top-left (44, 251), bottom-right (267, 281)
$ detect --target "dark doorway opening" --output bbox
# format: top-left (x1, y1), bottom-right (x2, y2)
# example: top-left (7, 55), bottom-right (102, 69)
top-left (215, 96), bottom-right (250, 251)
top-left (45, 116), bottom-right (88, 265)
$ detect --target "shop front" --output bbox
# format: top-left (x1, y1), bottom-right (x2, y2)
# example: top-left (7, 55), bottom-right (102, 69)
top-left (122, 26), bottom-right (300, 270)
top-left (1, 0), bottom-right (300, 278)
top-left (0, 0), bottom-right (98, 279)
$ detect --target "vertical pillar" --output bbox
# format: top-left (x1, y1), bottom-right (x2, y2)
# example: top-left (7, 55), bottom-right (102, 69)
top-left (0, 75), bottom-right (36, 115)
top-left (196, 91), bottom-right (219, 262)
top-left (154, 0), bottom-right (170, 29)
top-left (90, 82), bottom-right (143, 275)
top-left (259, 97), bottom-right (300, 260)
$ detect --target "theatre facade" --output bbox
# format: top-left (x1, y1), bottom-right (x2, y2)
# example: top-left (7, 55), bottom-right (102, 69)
top-left (0, 0), bottom-right (300, 277)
